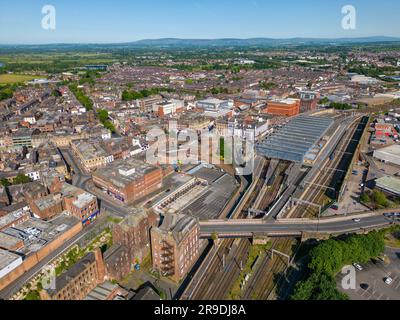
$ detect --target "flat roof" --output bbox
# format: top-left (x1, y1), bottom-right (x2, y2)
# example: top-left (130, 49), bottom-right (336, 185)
top-left (374, 144), bottom-right (400, 157)
top-left (0, 248), bottom-right (22, 270)
top-left (375, 176), bottom-right (400, 195)
top-left (0, 232), bottom-right (22, 249)
top-left (93, 158), bottom-right (160, 189)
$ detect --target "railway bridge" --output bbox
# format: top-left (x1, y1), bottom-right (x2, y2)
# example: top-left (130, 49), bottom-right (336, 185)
top-left (199, 212), bottom-right (397, 239)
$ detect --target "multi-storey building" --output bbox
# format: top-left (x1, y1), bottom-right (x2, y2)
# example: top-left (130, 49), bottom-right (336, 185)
top-left (70, 139), bottom-right (114, 172)
top-left (40, 249), bottom-right (105, 300)
top-left (265, 98), bottom-right (300, 117)
top-left (92, 158), bottom-right (163, 204)
top-left (150, 213), bottom-right (200, 282)
top-left (112, 209), bottom-right (158, 263)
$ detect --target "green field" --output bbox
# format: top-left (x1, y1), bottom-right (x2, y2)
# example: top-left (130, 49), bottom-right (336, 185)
top-left (0, 74), bottom-right (45, 84)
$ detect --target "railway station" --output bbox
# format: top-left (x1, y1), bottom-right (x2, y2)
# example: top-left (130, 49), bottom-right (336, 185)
top-left (256, 115), bottom-right (334, 164)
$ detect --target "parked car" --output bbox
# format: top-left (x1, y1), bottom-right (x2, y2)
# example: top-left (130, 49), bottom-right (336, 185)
top-left (384, 277), bottom-right (393, 285)
top-left (353, 263), bottom-right (363, 271)
top-left (360, 283), bottom-right (369, 290)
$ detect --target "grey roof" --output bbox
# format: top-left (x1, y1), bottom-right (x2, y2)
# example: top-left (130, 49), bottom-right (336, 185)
top-left (46, 252), bottom-right (96, 296)
top-left (256, 115), bottom-right (334, 163)
top-left (159, 213), bottom-right (197, 244)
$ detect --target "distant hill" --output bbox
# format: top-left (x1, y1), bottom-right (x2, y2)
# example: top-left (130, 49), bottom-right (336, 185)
top-left (1, 36), bottom-right (400, 50)
top-left (129, 36), bottom-right (400, 47)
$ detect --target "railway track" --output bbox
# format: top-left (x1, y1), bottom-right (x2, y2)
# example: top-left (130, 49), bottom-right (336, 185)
top-left (241, 238), bottom-right (296, 300)
top-left (289, 117), bottom-right (364, 218)
top-left (185, 159), bottom-right (286, 300)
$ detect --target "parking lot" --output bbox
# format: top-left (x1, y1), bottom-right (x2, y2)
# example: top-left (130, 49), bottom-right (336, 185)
top-left (337, 247), bottom-right (400, 300)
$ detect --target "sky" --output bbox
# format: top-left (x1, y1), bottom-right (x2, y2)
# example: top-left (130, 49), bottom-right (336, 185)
top-left (0, 0), bottom-right (399, 44)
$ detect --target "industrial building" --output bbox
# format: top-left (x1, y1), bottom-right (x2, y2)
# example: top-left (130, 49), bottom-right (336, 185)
top-left (256, 115), bottom-right (334, 163)
top-left (92, 158), bottom-right (163, 204)
top-left (375, 176), bottom-right (400, 197)
top-left (265, 98), bottom-right (300, 117)
top-left (151, 213), bottom-right (200, 282)
top-left (373, 144), bottom-right (400, 166)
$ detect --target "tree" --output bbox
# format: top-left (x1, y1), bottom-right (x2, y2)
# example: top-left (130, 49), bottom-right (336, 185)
top-left (360, 192), bottom-right (371, 203)
top-left (372, 190), bottom-right (389, 208)
top-left (13, 173), bottom-right (32, 185)
top-left (0, 178), bottom-right (10, 187)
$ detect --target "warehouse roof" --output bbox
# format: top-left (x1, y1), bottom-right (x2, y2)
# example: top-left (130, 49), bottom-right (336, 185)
top-left (374, 144), bottom-right (400, 158)
top-left (375, 176), bottom-right (400, 196)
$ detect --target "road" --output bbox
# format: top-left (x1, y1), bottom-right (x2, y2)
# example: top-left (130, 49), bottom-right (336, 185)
top-left (199, 214), bottom-right (398, 237)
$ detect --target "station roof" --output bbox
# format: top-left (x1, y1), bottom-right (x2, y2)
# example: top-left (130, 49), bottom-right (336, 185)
top-left (256, 115), bottom-right (334, 163)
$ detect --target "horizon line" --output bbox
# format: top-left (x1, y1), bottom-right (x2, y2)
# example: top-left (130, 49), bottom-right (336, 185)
top-left (1, 35), bottom-right (400, 46)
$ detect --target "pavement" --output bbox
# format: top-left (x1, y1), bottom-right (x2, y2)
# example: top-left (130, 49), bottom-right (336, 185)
top-left (337, 247), bottom-right (400, 300)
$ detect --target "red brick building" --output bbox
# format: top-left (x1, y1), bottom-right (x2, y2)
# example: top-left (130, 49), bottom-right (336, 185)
top-left (265, 98), bottom-right (300, 117)
top-left (151, 213), bottom-right (200, 282)
top-left (112, 209), bottom-right (158, 263)
top-left (92, 158), bottom-right (163, 204)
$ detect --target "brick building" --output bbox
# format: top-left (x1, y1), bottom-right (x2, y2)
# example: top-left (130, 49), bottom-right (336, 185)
top-left (104, 244), bottom-right (131, 282)
top-left (299, 91), bottom-right (320, 112)
top-left (92, 158), bottom-right (163, 204)
top-left (29, 193), bottom-right (64, 220)
top-left (40, 249), bottom-right (105, 300)
top-left (150, 213), bottom-right (200, 282)
top-left (265, 98), bottom-right (300, 117)
top-left (51, 180), bottom-right (99, 225)
top-left (112, 209), bottom-right (158, 264)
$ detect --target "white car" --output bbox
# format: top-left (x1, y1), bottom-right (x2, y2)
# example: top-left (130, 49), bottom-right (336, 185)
top-left (384, 277), bottom-right (393, 285)
top-left (353, 218), bottom-right (361, 223)
top-left (353, 263), bottom-right (363, 271)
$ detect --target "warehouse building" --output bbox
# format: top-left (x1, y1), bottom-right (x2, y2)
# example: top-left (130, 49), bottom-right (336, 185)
top-left (0, 249), bottom-right (23, 279)
top-left (375, 176), bottom-right (400, 197)
top-left (264, 98), bottom-right (301, 117)
top-left (151, 213), bottom-right (200, 282)
top-left (92, 158), bottom-right (163, 204)
top-left (373, 145), bottom-right (400, 166)
top-left (256, 115), bottom-right (334, 163)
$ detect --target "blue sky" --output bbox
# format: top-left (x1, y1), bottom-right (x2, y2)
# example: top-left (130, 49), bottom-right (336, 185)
top-left (0, 0), bottom-right (399, 44)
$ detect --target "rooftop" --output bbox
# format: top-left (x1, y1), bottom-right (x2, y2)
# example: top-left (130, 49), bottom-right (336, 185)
top-left (93, 158), bottom-right (160, 189)
top-left (375, 176), bottom-right (400, 195)
top-left (256, 115), bottom-right (334, 163)
top-left (0, 248), bottom-right (22, 272)
top-left (374, 144), bottom-right (400, 157)
top-left (159, 213), bottom-right (198, 244)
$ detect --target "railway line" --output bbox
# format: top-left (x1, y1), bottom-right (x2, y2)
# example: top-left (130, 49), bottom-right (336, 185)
top-left (184, 159), bottom-right (288, 300)
top-left (288, 116), bottom-right (365, 218)
top-left (241, 238), bottom-right (296, 300)
top-left (183, 115), bottom-right (367, 300)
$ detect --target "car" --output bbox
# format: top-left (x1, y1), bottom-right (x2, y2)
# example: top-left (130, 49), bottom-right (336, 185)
top-left (353, 218), bottom-right (361, 223)
top-left (360, 283), bottom-right (369, 290)
top-left (384, 277), bottom-right (393, 285)
top-left (353, 263), bottom-right (363, 271)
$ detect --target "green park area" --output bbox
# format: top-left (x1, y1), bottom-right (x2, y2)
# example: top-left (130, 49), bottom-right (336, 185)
top-left (0, 74), bottom-right (45, 84)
